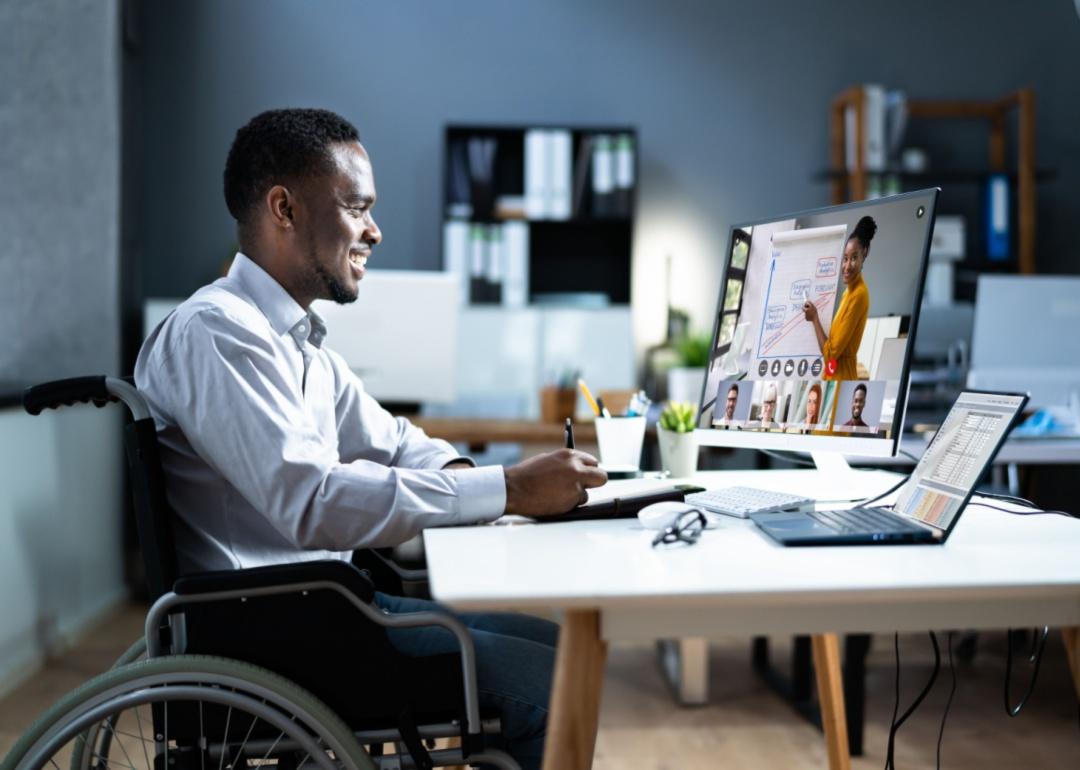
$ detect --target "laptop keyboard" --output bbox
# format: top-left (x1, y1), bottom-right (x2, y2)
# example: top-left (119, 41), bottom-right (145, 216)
top-left (809, 507), bottom-right (925, 535)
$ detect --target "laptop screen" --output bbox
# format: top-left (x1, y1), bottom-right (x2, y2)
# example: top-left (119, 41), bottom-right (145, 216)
top-left (893, 391), bottom-right (1027, 531)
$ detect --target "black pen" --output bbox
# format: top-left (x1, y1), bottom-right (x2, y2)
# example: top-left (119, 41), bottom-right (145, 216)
top-left (564, 417), bottom-right (575, 449)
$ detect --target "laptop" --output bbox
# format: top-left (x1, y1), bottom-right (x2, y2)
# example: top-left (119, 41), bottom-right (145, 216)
top-left (751, 390), bottom-right (1029, 546)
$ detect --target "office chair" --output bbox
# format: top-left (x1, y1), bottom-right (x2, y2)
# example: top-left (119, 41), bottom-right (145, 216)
top-left (5, 376), bottom-right (516, 770)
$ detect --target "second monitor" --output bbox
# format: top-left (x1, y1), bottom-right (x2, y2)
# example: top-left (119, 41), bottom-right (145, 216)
top-left (698, 189), bottom-right (939, 458)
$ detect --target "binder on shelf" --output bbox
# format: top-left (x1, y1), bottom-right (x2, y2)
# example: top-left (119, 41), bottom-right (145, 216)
top-left (468, 224), bottom-right (488, 304)
top-left (549, 130), bottom-right (573, 220)
top-left (613, 133), bottom-right (635, 217)
top-left (845, 83), bottom-right (886, 173)
top-left (443, 220), bottom-right (470, 305)
top-left (524, 130), bottom-right (550, 219)
top-left (986, 174), bottom-right (1009, 261)
top-left (591, 134), bottom-right (615, 217)
top-left (571, 134), bottom-right (594, 218)
top-left (503, 221), bottom-right (529, 308)
top-left (467, 137), bottom-right (497, 220)
top-left (486, 224), bottom-right (504, 304)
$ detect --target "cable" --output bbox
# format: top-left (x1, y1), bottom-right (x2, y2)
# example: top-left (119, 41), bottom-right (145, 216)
top-left (936, 631), bottom-right (957, 770)
top-left (968, 501), bottom-right (1080, 520)
top-left (1004, 626), bottom-right (1049, 717)
top-left (899, 449), bottom-right (920, 463)
top-left (885, 632), bottom-right (942, 770)
top-left (859, 473), bottom-right (912, 508)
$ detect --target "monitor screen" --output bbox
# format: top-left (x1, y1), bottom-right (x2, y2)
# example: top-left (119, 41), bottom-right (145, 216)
top-left (893, 391), bottom-right (1027, 532)
top-left (697, 189), bottom-right (938, 457)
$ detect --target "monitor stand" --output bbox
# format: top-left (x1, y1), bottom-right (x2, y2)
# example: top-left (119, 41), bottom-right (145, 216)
top-left (810, 450), bottom-right (888, 499)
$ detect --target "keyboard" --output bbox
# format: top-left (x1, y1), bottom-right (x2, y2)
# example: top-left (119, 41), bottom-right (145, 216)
top-left (809, 507), bottom-right (926, 535)
top-left (685, 486), bottom-right (815, 519)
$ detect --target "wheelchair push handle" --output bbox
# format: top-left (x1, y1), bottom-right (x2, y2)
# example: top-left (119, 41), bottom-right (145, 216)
top-left (23, 376), bottom-right (114, 415)
top-left (23, 375), bottom-right (149, 420)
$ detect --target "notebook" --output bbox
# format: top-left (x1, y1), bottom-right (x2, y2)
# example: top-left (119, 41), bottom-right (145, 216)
top-left (751, 391), bottom-right (1028, 546)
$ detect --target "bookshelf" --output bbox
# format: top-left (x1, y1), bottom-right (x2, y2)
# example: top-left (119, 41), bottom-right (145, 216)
top-left (442, 124), bottom-right (638, 306)
top-left (826, 88), bottom-right (1041, 274)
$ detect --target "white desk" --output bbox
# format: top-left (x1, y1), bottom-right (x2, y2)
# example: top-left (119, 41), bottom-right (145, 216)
top-left (425, 469), bottom-right (1080, 770)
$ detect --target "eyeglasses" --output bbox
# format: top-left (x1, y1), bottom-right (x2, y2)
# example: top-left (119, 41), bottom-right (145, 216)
top-left (651, 508), bottom-right (707, 548)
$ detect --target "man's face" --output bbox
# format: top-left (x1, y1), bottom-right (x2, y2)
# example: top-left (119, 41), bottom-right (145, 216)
top-left (851, 388), bottom-right (866, 420)
top-left (762, 389), bottom-right (777, 422)
top-left (724, 387), bottom-right (738, 419)
top-left (295, 142), bottom-right (382, 305)
top-left (807, 389), bottom-right (820, 423)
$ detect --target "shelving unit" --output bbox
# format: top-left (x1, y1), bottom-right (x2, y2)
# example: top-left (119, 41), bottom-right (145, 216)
top-left (826, 88), bottom-right (1040, 273)
top-left (442, 124), bottom-right (638, 305)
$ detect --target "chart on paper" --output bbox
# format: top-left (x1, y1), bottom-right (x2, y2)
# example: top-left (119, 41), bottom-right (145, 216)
top-left (755, 225), bottom-right (847, 361)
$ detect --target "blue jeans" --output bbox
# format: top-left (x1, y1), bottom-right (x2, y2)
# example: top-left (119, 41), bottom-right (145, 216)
top-left (375, 592), bottom-right (557, 770)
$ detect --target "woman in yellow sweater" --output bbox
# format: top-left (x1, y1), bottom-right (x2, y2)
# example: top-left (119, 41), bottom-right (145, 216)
top-left (803, 216), bottom-right (876, 381)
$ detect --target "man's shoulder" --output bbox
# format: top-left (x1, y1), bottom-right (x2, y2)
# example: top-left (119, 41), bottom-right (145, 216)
top-left (139, 281), bottom-right (270, 365)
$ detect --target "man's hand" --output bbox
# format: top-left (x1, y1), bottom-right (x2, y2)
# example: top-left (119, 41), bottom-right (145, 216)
top-left (503, 449), bottom-right (608, 517)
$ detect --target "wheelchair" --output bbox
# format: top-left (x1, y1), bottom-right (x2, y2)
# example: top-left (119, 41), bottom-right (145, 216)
top-left (2, 376), bottom-right (519, 770)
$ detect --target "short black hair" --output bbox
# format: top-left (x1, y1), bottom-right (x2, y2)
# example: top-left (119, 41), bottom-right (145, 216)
top-left (223, 108), bottom-right (360, 227)
top-left (854, 383), bottom-right (868, 396)
top-left (848, 216), bottom-right (877, 252)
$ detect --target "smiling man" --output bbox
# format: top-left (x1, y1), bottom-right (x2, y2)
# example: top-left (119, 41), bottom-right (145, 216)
top-left (135, 108), bottom-right (605, 770)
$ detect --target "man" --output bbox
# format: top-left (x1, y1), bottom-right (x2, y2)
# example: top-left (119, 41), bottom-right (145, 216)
top-left (757, 382), bottom-right (779, 429)
top-left (135, 108), bottom-right (606, 770)
top-left (842, 383), bottom-right (869, 428)
top-left (716, 383), bottom-right (740, 426)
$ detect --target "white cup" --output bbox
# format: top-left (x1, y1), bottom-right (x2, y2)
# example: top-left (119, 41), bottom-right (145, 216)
top-left (594, 416), bottom-right (647, 471)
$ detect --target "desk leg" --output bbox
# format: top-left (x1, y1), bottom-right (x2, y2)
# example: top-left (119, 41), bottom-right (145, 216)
top-left (542, 610), bottom-right (608, 770)
top-left (811, 633), bottom-right (851, 770)
top-left (1064, 627), bottom-right (1080, 703)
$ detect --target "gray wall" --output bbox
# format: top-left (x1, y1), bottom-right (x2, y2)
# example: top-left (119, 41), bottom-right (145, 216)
top-left (0, 0), bottom-right (121, 382)
top-left (139, 0), bottom-right (1080, 342)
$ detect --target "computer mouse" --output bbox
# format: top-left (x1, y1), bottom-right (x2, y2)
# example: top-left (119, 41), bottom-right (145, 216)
top-left (638, 501), bottom-right (699, 530)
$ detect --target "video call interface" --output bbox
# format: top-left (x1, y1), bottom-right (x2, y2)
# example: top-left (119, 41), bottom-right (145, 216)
top-left (699, 192), bottom-right (937, 440)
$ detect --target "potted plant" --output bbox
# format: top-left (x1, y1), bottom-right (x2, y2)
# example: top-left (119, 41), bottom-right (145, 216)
top-left (667, 332), bottom-right (711, 404)
top-left (658, 401), bottom-right (699, 478)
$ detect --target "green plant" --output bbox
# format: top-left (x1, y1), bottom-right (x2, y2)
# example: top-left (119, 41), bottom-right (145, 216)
top-left (674, 332), bottom-right (712, 368)
top-left (659, 401), bottom-right (697, 433)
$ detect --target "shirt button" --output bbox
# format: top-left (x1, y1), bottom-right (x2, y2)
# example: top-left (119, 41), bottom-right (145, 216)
top-left (297, 325), bottom-right (306, 333)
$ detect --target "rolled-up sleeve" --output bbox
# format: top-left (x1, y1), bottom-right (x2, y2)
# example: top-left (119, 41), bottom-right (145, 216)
top-left (160, 312), bottom-right (505, 553)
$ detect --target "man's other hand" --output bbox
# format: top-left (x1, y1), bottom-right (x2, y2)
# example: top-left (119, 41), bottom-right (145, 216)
top-left (503, 449), bottom-right (608, 517)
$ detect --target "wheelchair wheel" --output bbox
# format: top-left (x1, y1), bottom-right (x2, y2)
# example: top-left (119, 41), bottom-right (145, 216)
top-left (2, 655), bottom-right (374, 770)
top-left (69, 638), bottom-right (150, 770)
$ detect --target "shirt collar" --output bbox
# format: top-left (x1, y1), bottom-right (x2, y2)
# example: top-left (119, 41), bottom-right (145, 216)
top-left (229, 252), bottom-right (325, 349)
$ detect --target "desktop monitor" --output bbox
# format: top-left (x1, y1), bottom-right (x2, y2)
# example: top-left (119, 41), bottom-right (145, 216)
top-left (313, 270), bottom-right (460, 404)
top-left (697, 189), bottom-right (939, 458)
top-left (968, 274), bottom-right (1080, 410)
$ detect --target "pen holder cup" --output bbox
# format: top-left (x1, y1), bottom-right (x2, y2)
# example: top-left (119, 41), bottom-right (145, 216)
top-left (594, 416), bottom-right (647, 471)
top-left (540, 387), bottom-right (577, 424)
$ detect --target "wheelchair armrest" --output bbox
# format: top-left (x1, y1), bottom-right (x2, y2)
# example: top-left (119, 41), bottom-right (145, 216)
top-left (173, 559), bottom-right (376, 604)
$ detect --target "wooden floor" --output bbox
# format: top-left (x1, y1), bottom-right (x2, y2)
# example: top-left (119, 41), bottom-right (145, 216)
top-left (2, 603), bottom-right (1077, 768)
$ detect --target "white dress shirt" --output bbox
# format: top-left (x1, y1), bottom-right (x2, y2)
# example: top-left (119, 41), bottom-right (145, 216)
top-left (135, 253), bottom-right (506, 573)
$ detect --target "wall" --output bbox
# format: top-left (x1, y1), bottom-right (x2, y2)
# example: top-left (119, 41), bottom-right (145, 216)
top-left (0, 0), bottom-right (125, 694)
top-left (0, 407), bottom-right (125, 697)
top-left (138, 0), bottom-right (1080, 354)
top-left (0, 0), bottom-right (122, 381)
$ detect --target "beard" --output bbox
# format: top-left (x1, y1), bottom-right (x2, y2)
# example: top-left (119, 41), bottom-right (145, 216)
top-left (306, 233), bottom-right (358, 305)
top-left (315, 263), bottom-right (358, 304)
